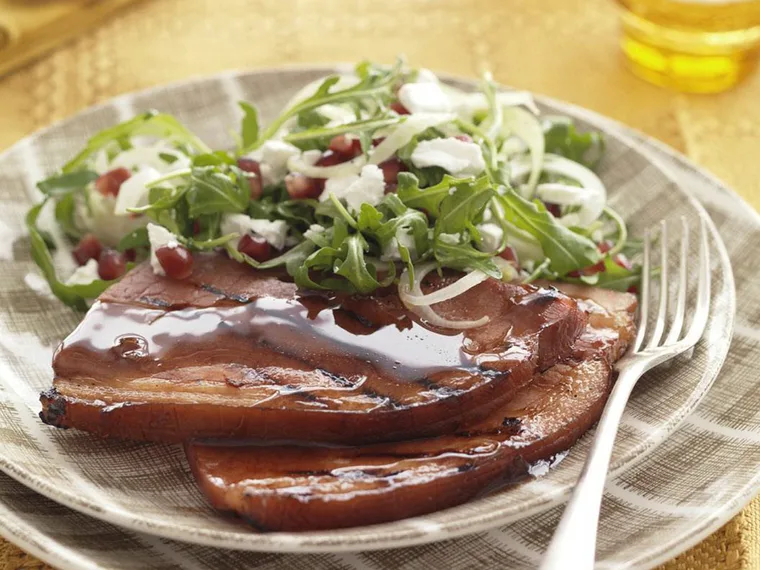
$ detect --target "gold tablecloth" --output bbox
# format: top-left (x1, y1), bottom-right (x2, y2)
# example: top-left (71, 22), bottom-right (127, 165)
top-left (0, 0), bottom-right (758, 568)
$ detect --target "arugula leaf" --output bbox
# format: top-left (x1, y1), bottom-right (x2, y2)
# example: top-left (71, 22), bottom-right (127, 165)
top-left (238, 102), bottom-right (260, 151)
top-left (285, 116), bottom-right (401, 147)
top-left (433, 238), bottom-right (502, 278)
top-left (296, 109), bottom-right (331, 130)
top-left (117, 227), bottom-right (149, 251)
top-left (356, 203), bottom-right (385, 233)
top-left (244, 59), bottom-right (403, 153)
top-left (334, 234), bottom-right (387, 294)
top-left (26, 201), bottom-right (115, 310)
top-left (53, 193), bottom-right (82, 239)
top-left (184, 166), bottom-right (250, 217)
top-left (129, 185), bottom-right (188, 216)
top-left (543, 117), bottom-right (604, 170)
top-left (436, 182), bottom-right (495, 236)
top-left (186, 233), bottom-right (238, 250)
top-left (563, 256), bottom-right (641, 291)
top-left (228, 239), bottom-right (315, 272)
top-left (192, 151), bottom-right (236, 167)
top-left (497, 188), bottom-right (601, 276)
top-left (37, 170), bottom-right (98, 197)
top-left (62, 111), bottom-right (210, 174)
top-left (397, 172), bottom-right (488, 217)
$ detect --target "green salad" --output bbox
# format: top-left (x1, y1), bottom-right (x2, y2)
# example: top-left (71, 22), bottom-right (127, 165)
top-left (27, 59), bottom-right (641, 323)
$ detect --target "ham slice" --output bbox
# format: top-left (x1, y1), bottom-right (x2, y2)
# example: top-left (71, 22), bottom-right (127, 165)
top-left (185, 284), bottom-right (636, 531)
top-left (39, 253), bottom-right (587, 444)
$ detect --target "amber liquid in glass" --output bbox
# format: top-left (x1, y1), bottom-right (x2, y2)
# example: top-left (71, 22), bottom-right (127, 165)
top-left (616, 0), bottom-right (760, 92)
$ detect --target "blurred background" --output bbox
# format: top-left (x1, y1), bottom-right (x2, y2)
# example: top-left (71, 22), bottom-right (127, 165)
top-left (0, 1), bottom-right (758, 569)
top-left (0, 0), bottom-right (759, 200)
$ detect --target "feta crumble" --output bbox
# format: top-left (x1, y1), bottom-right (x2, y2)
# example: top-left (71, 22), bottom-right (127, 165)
top-left (410, 138), bottom-right (486, 177)
top-left (304, 224), bottom-right (326, 242)
top-left (65, 259), bottom-right (100, 286)
top-left (247, 140), bottom-right (301, 185)
top-left (381, 227), bottom-right (417, 261)
top-left (477, 223), bottom-right (504, 253)
top-left (220, 214), bottom-right (289, 251)
top-left (398, 82), bottom-right (452, 114)
top-left (319, 164), bottom-right (385, 214)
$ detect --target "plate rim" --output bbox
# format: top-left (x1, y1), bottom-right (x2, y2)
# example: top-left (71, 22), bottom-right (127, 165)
top-left (0, 66), bottom-right (739, 556)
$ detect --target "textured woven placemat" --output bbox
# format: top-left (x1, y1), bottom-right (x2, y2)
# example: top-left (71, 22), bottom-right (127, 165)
top-left (0, 0), bottom-right (758, 568)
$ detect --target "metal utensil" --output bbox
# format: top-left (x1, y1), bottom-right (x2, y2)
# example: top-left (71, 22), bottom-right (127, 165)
top-left (541, 217), bottom-right (712, 570)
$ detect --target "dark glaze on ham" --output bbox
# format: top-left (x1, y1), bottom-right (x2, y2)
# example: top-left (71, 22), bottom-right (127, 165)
top-left (39, 254), bottom-right (587, 444)
top-left (186, 284), bottom-right (636, 531)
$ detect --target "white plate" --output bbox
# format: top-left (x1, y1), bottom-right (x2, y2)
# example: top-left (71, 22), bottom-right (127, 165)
top-left (0, 68), bottom-right (742, 558)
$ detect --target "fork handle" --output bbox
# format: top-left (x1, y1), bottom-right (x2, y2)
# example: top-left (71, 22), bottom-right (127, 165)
top-left (540, 363), bottom-right (646, 570)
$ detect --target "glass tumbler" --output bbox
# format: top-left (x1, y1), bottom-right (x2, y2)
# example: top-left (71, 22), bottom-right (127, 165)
top-left (616, 0), bottom-right (760, 92)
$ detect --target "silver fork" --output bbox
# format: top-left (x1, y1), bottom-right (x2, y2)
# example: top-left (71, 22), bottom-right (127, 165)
top-left (540, 217), bottom-right (712, 570)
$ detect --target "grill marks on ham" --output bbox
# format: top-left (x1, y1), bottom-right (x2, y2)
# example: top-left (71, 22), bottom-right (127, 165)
top-left (39, 254), bottom-right (588, 444)
top-left (186, 285), bottom-right (636, 531)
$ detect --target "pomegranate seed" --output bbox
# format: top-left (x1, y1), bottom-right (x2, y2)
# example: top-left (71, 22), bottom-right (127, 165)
top-left (545, 202), bottom-right (562, 217)
top-left (384, 183), bottom-right (398, 195)
top-left (454, 134), bottom-right (473, 143)
top-left (568, 260), bottom-right (606, 278)
top-left (238, 234), bottom-right (273, 262)
top-left (598, 240), bottom-right (614, 254)
top-left (124, 248), bottom-right (137, 262)
top-left (614, 254), bottom-right (633, 270)
top-left (372, 137), bottom-right (386, 146)
top-left (328, 135), bottom-right (362, 158)
top-left (627, 285), bottom-right (639, 294)
top-left (95, 168), bottom-right (131, 197)
top-left (498, 246), bottom-right (518, 264)
top-left (378, 158), bottom-right (405, 185)
top-left (391, 101), bottom-right (410, 115)
top-left (72, 234), bottom-right (102, 266)
top-left (316, 150), bottom-right (349, 168)
top-left (97, 249), bottom-right (127, 281)
top-left (285, 173), bottom-right (321, 200)
top-left (192, 220), bottom-right (202, 235)
top-left (155, 245), bottom-right (194, 280)
top-left (237, 158), bottom-right (263, 199)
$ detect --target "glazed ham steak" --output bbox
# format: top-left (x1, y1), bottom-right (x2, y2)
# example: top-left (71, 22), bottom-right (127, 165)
top-left (186, 283), bottom-right (636, 531)
top-left (40, 254), bottom-right (588, 444)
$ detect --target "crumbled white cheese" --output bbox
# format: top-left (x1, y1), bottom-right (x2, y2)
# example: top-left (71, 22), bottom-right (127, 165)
top-left (304, 224), bottom-right (326, 242)
top-left (410, 137), bottom-right (486, 177)
top-left (247, 141), bottom-right (301, 185)
top-left (24, 272), bottom-right (54, 299)
top-left (113, 166), bottom-right (161, 216)
top-left (321, 174), bottom-right (360, 200)
top-left (398, 82), bottom-right (452, 114)
top-left (65, 259), bottom-right (100, 286)
top-left (381, 227), bottom-right (417, 261)
top-left (477, 223), bottom-right (504, 253)
top-left (147, 223), bottom-right (180, 276)
top-left (220, 213), bottom-right (288, 251)
top-left (438, 232), bottom-right (462, 245)
top-left (319, 164), bottom-right (385, 214)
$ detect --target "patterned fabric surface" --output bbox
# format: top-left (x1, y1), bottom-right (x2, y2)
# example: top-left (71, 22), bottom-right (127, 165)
top-left (0, 0), bottom-right (758, 568)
